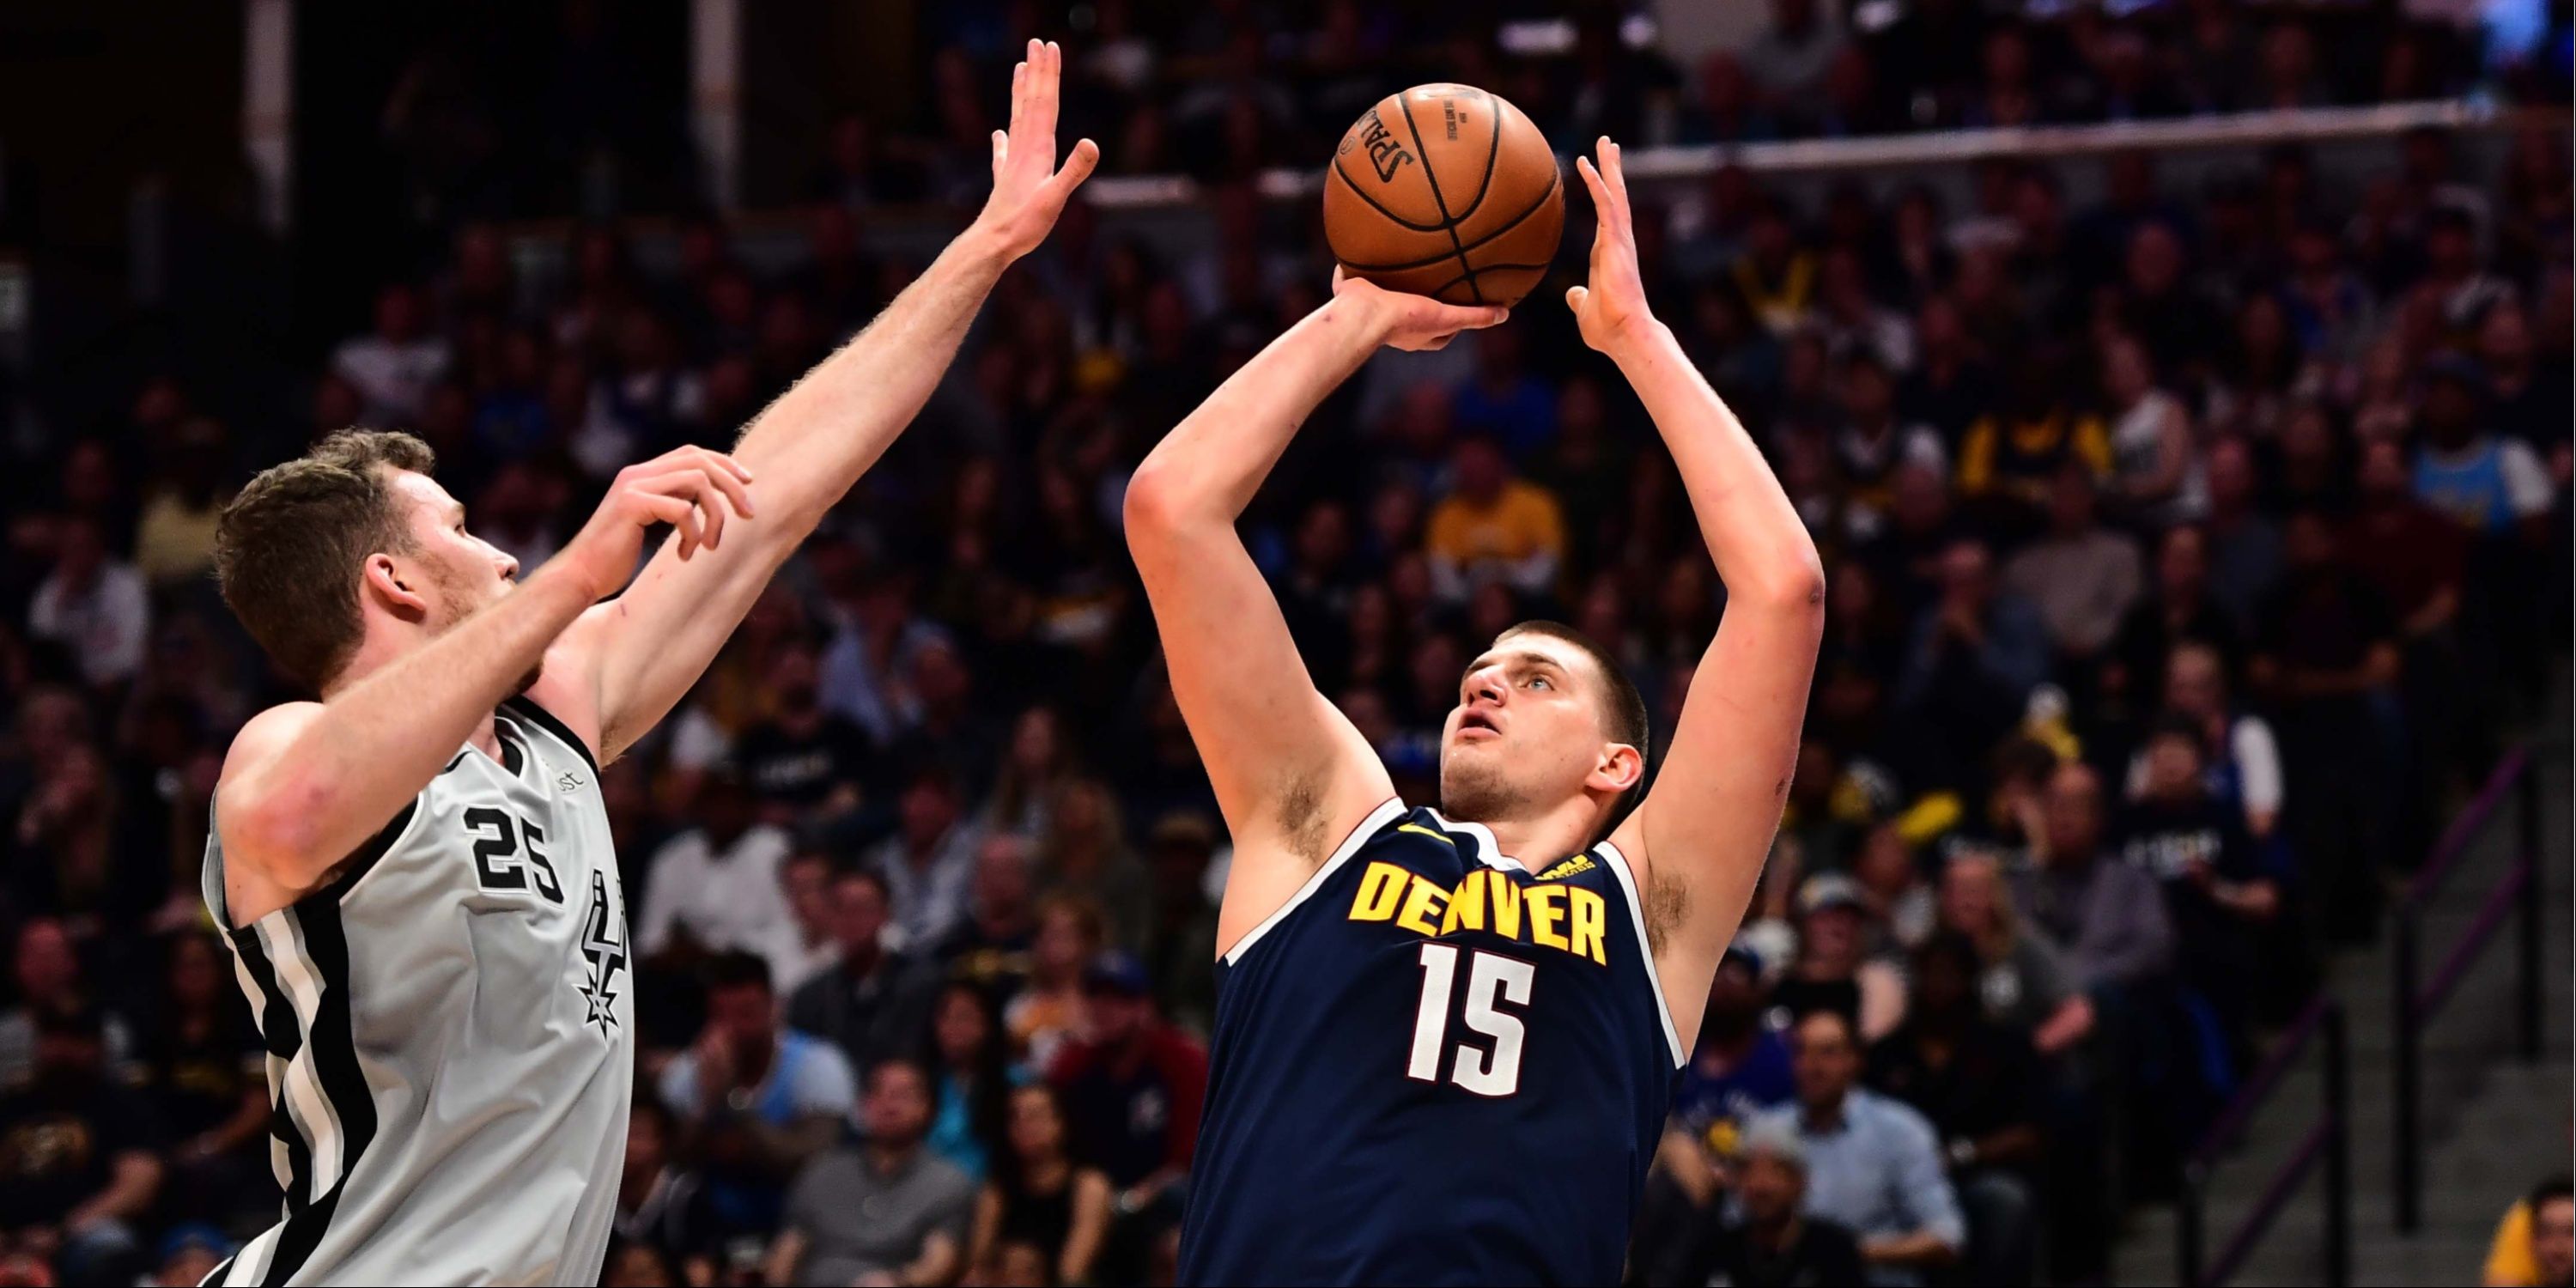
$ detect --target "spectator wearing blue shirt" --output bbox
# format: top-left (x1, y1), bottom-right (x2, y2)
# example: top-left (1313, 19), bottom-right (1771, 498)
top-left (1751, 1008), bottom-right (1965, 1286)
top-left (659, 953), bottom-right (859, 1241)
top-left (1636, 945), bottom-right (1798, 1260)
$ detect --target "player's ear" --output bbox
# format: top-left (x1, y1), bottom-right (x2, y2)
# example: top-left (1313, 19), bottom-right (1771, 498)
top-left (1591, 742), bottom-right (1644, 796)
top-left (363, 552), bottom-right (430, 623)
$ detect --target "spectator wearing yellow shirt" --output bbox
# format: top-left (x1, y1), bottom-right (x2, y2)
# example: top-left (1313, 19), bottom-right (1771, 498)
top-left (1425, 435), bottom-right (1566, 605)
top-left (2486, 1176), bottom-right (2574, 1286)
top-left (1957, 361), bottom-right (2111, 540)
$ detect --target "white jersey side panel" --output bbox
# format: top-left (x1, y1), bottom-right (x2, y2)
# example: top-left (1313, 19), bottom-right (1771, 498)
top-left (202, 699), bottom-right (634, 1287)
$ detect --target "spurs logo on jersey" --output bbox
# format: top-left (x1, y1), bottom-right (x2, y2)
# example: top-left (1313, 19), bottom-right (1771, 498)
top-left (202, 698), bottom-right (635, 1286)
top-left (579, 870), bottom-right (627, 1036)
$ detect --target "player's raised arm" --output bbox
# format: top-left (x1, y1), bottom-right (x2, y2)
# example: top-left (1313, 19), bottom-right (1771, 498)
top-left (216, 445), bottom-right (751, 914)
top-left (547, 40), bottom-right (1100, 763)
top-left (1577, 139), bottom-right (1825, 1050)
top-left (1123, 276), bottom-right (1502, 949)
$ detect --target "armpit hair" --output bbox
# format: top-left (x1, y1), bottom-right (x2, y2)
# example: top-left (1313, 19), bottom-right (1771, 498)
top-left (1643, 865), bottom-right (1689, 957)
top-left (1278, 770), bottom-right (1331, 869)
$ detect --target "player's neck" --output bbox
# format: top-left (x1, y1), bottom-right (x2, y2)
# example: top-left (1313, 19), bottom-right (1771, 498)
top-left (327, 631), bottom-right (502, 760)
top-left (1453, 791), bottom-right (1605, 870)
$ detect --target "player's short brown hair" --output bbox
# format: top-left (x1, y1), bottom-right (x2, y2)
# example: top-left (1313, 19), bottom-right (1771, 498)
top-left (1496, 619), bottom-right (1650, 758)
top-left (216, 429), bottom-right (437, 691)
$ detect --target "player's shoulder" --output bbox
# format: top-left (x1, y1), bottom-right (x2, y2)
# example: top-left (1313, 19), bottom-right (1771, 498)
top-left (219, 701), bottom-right (326, 785)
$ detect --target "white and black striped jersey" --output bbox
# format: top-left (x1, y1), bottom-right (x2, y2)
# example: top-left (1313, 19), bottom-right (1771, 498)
top-left (200, 697), bottom-right (634, 1286)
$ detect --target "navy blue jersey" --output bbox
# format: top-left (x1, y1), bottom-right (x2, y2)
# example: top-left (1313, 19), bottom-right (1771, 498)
top-left (1179, 799), bottom-right (1683, 1286)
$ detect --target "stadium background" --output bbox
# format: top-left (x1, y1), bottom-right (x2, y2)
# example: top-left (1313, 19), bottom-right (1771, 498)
top-left (0, 0), bottom-right (2570, 1284)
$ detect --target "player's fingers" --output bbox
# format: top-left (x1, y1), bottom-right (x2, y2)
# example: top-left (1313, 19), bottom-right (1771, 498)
top-left (1600, 137), bottom-right (1627, 202)
top-left (1575, 156), bottom-right (1611, 215)
top-left (1566, 284), bottom-right (1588, 314)
top-left (696, 459), bottom-right (755, 522)
top-left (1048, 138), bottom-right (1100, 197)
top-left (1007, 57), bottom-right (1029, 144)
top-left (1030, 42), bottom-right (1062, 154)
top-left (1440, 303), bottom-right (1509, 331)
top-left (992, 130), bottom-right (1008, 179)
top-left (638, 492), bottom-right (700, 558)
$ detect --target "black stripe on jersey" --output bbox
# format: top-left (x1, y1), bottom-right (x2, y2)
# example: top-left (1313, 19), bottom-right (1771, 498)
top-left (501, 696), bottom-right (599, 774)
top-left (319, 799), bottom-right (418, 903)
top-left (227, 929), bottom-right (314, 1216)
top-left (261, 901), bottom-right (380, 1287)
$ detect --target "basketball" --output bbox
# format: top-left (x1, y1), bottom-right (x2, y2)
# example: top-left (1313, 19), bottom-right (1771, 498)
top-left (1323, 84), bottom-right (1564, 307)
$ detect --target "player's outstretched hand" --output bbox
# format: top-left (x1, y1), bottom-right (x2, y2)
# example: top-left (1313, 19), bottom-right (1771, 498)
top-left (558, 445), bottom-right (756, 599)
top-left (1566, 137), bottom-right (1656, 354)
top-left (1332, 266), bottom-right (1509, 352)
top-left (975, 39), bottom-right (1102, 262)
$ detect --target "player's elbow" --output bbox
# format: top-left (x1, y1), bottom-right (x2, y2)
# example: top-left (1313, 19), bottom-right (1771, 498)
top-left (1735, 547), bottom-right (1827, 617)
top-left (217, 771), bottom-right (341, 878)
top-left (1121, 463), bottom-right (1200, 547)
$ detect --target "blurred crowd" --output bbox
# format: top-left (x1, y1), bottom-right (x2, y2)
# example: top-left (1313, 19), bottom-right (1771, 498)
top-left (0, 3), bottom-right (2572, 1285)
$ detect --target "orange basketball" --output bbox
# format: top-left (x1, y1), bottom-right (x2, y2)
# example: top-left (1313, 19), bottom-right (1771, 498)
top-left (1323, 84), bottom-right (1565, 307)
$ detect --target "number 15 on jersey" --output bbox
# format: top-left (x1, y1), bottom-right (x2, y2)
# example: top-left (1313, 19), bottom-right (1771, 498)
top-left (1407, 944), bottom-right (1534, 1097)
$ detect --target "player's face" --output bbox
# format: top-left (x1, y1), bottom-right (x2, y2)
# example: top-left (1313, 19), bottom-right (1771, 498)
top-left (1439, 635), bottom-right (1629, 823)
top-left (387, 470), bottom-right (520, 632)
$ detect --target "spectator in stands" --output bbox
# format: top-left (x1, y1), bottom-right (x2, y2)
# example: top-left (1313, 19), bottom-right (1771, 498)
top-left (331, 283), bottom-right (451, 426)
top-left (1830, 350), bottom-right (1947, 539)
top-left (1140, 813), bottom-right (1222, 1030)
top-left (787, 867), bottom-right (939, 1080)
top-left (137, 933), bottom-right (264, 1228)
top-left (967, 1082), bottom-right (1113, 1286)
top-left (2008, 762), bottom-right (2174, 995)
top-left (1658, 946), bottom-right (1795, 1212)
top-left (1750, 1009), bottom-right (1963, 1285)
top-left (2485, 1175), bottom-right (2575, 1287)
top-left (2150, 641), bottom-right (2284, 842)
top-left (1936, 850), bottom-right (2093, 1054)
top-left (2103, 527), bottom-right (2244, 739)
top-left (1868, 931), bottom-right (2042, 1286)
top-left (941, 833), bottom-right (1042, 999)
top-left (2413, 354), bottom-right (2555, 540)
top-left (1898, 538), bottom-right (2051, 761)
top-left (1425, 434), bottom-right (1566, 605)
top-left (1048, 953), bottom-right (1206, 1277)
top-left (613, 1098), bottom-right (717, 1284)
top-left (765, 1056), bottom-right (974, 1287)
top-left (1956, 354), bottom-right (2111, 538)
top-left (26, 517), bottom-right (150, 693)
top-left (1645, 1116), bottom-right (1868, 1288)
top-left (870, 764), bottom-right (983, 951)
top-left (769, 850), bottom-right (840, 995)
top-left (1038, 776), bottom-right (1151, 952)
top-left (2119, 718), bottom-right (2279, 1051)
top-left (2200, 436), bottom-right (2284, 632)
top-left (635, 766), bottom-right (795, 965)
top-left (2253, 509), bottom-right (2399, 942)
top-left (1772, 873), bottom-right (1909, 1041)
top-left (2100, 334), bottom-right (2204, 530)
top-left (659, 953), bottom-right (856, 1200)
top-left (0, 1005), bottom-right (162, 1284)
top-left (732, 638), bottom-right (874, 830)
top-left (1010, 895), bottom-right (1106, 1071)
top-left (0, 917), bottom-right (136, 1088)
top-left (983, 707), bottom-right (1074, 840)
top-left (1746, 0), bottom-right (1844, 111)
top-left (2004, 465), bottom-right (2143, 683)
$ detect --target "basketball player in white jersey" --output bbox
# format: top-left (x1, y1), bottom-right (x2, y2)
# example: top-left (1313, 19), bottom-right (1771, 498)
top-left (198, 45), bottom-right (1094, 1286)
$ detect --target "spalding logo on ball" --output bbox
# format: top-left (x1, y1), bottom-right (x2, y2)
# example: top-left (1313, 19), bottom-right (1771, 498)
top-left (1325, 84), bottom-right (1565, 307)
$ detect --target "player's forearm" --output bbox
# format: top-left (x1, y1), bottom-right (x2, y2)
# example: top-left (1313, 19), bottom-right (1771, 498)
top-left (1605, 320), bottom-right (1824, 608)
top-left (729, 227), bottom-right (1014, 542)
top-left (222, 566), bottom-right (598, 875)
top-left (1126, 293), bottom-right (1388, 533)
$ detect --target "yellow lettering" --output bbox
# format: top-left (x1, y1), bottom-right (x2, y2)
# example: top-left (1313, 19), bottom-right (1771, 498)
top-left (1526, 885), bottom-right (1568, 951)
top-left (1441, 870), bottom-right (1488, 935)
top-left (1490, 873), bottom-right (1522, 939)
top-left (1569, 888), bottom-right (1608, 964)
top-left (1394, 875), bottom-right (1450, 937)
top-left (1352, 862), bottom-right (1408, 920)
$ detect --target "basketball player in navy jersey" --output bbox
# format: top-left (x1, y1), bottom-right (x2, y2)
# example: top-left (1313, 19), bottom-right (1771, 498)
top-left (1127, 140), bottom-right (1823, 1285)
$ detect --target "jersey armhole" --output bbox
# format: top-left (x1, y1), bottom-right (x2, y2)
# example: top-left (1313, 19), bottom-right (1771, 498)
top-left (1218, 797), bottom-right (1407, 967)
top-left (500, 696), bottom-right (600, 774)
top-left (1592, 839), bottom-right (1688, 1068)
